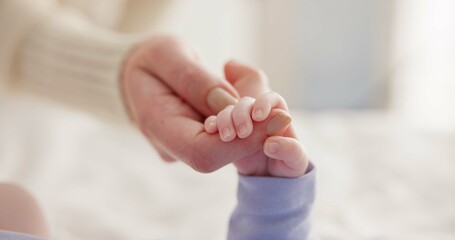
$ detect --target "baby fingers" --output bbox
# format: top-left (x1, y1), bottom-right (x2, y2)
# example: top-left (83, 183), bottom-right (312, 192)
top-left (216, 105), bottom-right (236, 142)
top-left (232, 97), bottom-right (256, 138)
top-left (204, 115), bottom-right (218, 133)
top-left (264, 136), bottom-right (309, 177)
top-left (252, 92), bottom-right (288, 122)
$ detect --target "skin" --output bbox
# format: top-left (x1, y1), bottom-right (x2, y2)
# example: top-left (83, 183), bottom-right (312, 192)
top-left (0, 184), bottom-right (49, 238)
top-left (122, 35), bottom-right (304, 173)
top-left (205, 63), bottom-right (309, 178)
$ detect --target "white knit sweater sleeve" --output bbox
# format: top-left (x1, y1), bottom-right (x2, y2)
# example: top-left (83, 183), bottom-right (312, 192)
top-left (0, 0), bottom-right (139, 122)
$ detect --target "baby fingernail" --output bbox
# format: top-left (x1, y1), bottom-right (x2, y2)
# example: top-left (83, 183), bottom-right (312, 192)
top-left (205, 116), bottom-right (214, 125)
top-left (237, 123), bottom-right (247, 137)
top-left (207, 120), bottom-right (216, 131)
top-left (265, 141), bottom-right (279, 154)
top-left (266, 112), bottom-right (292, 135)
top-left (207, 87), bottom-right (238, 114)
top-left (221, 127), bottom-right (232, 140)
top-left (253, 108), bottom-right (263, 119)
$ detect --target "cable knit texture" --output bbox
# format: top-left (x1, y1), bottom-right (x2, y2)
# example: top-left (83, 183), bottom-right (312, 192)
top-left (0, 0), bottom-right (137, 122)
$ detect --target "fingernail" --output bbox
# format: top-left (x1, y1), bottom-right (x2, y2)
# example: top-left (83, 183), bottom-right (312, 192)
top-left (253, 108), bottom-right (264, 120)
top-left (207, 87), bottom-right (238, 114)
top-left (266, 112), bottom-right (292, 135)
top-left (264, 141), bottom-right (279, 155)
top-left (207, 119), bottom-right (216, 130)
top-left (221, 127), bottom-right (232, 141)
top-left (237, 123), bottom-right (247, 137)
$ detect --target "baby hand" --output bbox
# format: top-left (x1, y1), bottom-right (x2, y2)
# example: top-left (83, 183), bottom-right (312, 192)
top-left (204, 92), bottom-right (309, 178)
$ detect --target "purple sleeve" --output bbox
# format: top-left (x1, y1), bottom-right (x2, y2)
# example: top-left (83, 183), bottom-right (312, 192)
top-left (0, 231), bottom-right (44, 240)
top-left (228, 164), bottom-right (316, 240)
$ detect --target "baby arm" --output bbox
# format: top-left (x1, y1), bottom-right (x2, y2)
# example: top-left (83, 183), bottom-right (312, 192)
top-left (204, 92), bottom-right (316, 240)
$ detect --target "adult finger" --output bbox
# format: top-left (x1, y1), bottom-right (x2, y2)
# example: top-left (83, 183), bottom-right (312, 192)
top-left (138, 36), bottom-right (239, 116)
top-left (224, 60), bottom-right (270, 98)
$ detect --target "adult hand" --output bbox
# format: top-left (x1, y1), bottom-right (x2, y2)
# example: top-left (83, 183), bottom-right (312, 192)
top-left (121, 35), bottom-right (282, 173)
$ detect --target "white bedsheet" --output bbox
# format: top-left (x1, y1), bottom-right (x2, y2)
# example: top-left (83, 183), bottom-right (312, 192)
top-left (0, 96), bottom-right (454, 240)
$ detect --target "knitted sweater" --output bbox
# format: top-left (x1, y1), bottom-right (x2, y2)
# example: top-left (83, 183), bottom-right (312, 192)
top-left (0, 0), bottom-right (143, 122)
